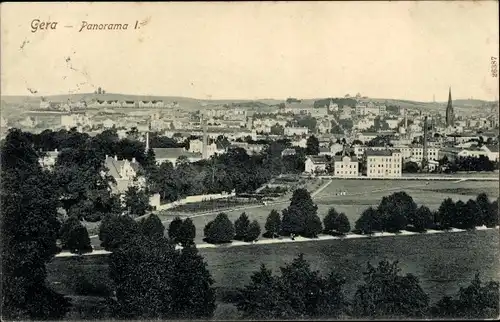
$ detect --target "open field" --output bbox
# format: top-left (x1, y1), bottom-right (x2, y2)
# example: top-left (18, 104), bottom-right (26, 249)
top-left (48, 229), bottom-right (500, 320)
top-left (165, 179), bottom-right (499, 243)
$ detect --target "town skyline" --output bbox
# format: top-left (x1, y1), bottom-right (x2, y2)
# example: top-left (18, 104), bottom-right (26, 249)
top-left (1, 2), bottom-right (499, 101)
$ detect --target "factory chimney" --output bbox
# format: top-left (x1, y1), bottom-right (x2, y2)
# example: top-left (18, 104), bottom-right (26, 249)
top-left (422, 115), bottom-right (428, 171)
top-left (202, 114), bottom-right (208, 159)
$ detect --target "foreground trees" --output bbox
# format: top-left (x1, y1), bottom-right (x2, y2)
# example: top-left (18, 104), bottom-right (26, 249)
top-left (109, 235), bottom-right (216, 319)
top-left (431, 273), bottom-right (499, 319)
top-left (352, 260), bottom-right (429, 318)
top-left (237, 254), bottom-right (347, 319)
top-left (1, 129), bottom-right (70, 319)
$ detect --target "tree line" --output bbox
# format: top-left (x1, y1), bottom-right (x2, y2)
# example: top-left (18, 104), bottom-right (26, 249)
top-left (354, 191), bottom-right (498, 234)
top-left (236, 255), bottom-right (499, 319)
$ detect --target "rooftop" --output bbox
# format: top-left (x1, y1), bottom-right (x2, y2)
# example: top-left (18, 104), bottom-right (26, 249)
top-left (153, 148), bottom-right (202, 160)
top-left (365, 149), bottom-right (401, 157)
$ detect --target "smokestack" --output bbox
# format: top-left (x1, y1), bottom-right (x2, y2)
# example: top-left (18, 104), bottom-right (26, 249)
top-left (202, 114), bottom-right (208, 159)
top-left (423, 116), bottom-right (428, 170)
top-left (404, 108), bottom-right (408, 129)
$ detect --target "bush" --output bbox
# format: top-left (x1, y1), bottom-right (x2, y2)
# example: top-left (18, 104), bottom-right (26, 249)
top-left (204, 213), bottom-right (235, 244)
top-left (323, 208), bottom-right (350, 235)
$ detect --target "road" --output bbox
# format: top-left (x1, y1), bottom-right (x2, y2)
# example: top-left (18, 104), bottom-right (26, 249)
top-left (61, 225), bottom-right (500, 258)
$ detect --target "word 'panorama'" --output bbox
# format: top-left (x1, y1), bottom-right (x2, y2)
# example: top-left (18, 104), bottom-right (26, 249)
top-left (31, 19), bottom-right (141, 33)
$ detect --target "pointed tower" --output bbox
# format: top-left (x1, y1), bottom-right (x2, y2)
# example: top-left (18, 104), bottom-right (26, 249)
top-left (445, 87), bottom-right (454, 127)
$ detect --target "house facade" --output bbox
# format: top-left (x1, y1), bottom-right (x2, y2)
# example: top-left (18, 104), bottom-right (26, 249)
top-left (333, 155), bottom-right (359, 177)
top-left (304, 155), bottom-right (329, 174)
top-left (365, 149), bottom-right (402, 178)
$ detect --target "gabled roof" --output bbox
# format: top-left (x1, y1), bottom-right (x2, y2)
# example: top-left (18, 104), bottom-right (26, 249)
top-left (483, 145), bottom-right (499, 152)
top-left (153, 148), bottom-right (202, 160)
top-left (333, 155), bottom-right (358, 162)
top-left (365, 149), bottom-right (400, 157)
top-left (307, 155), bottom-right (329, 164)
top-left (104, 157), bottom-right (141, 179)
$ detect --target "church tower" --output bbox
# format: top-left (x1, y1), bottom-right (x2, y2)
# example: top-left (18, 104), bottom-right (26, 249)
top-left (445, 87), bottom-right (454, 127)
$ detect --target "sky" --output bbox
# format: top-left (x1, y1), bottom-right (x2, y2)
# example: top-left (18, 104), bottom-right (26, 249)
top-left (1, 1), bottom-right (499, 101)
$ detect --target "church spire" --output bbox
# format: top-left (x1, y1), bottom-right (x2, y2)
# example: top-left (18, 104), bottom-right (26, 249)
top-left (446, 87), bottom-right (454, 127)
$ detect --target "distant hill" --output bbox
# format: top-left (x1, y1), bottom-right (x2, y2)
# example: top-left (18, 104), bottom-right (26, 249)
top-left (1, 93), bottom-right (496, 116)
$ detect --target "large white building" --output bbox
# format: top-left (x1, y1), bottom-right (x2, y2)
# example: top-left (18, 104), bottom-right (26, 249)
top-left (333, 155), bottom-right (359, 177)
top-left (365, 149), bottom-right (402, 178)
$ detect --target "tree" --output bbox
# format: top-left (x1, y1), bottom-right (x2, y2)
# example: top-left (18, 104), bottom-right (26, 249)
top-left (463, 199), bottom-right (481, 229)
top-left (99, 214), bottom-right (139, 251)
top-left (431, 273), bottom-right (499, 319)
top-left (323, 207), bottom-right (340, 234)
top-left (324, 208), bottom-right (350, 235)
top-left (234, 212), bottom-right (251, 241)
top-left (178, 218), bottom-right (196, 246)
top-left (123, 186), bottom-right (150, 217)
top-left (204, 213), bottom-right (235, 244)
top-left (409, 206), bottom-right (434, 232)
top-left (306, 135), bottom-right (320, 155)
top-left (302, 214), bottom-right (323, 238)
top-left (476, 193), bottom-right (491, 225)
top-left (485, 198), bottom-right (499, 228)
top-left (436, 198), bottom-right (456, 230)
top-left (355, 207), bottom-right (381, 234)
top-left (377, 192), bottom-right (416, 233)
top-left (237, 254), bottom-right (347, 319)
top-left (334, 213), bottom-right (351, 235)
top-left (109, 235), bottom-right (177, 318)
top-left (264, 209), bottom-right (281, 238)
top-left (168, 217), bottom-right (183, 244)
top-left (1, 129), bottom-right (71, 319)
top-left (281, 188), bottom-right (318, 236)
top-left (138, 214), bottom-right (164, 240)
top-left (352, 260), bottom-right (429, 318)
top-left (403, 161), bottom-right (420, 173)
top-left (170, 245), bottom-right (216, 318)
top-left (60, 216), bottom-right (92, 255)
top-left (245, 220), bottom-right (261, 242)
top-left (236, 264), bottom-right (290, 319)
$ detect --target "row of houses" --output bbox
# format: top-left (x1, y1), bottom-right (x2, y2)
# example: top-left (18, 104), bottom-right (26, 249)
top-left (304, 148), bottom-right (403, 178)
top-left (39, 99), bottom-right (180, 110)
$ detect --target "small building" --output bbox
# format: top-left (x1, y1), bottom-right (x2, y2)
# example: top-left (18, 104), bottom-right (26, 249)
top-left (481, 145), bottom-right (499, 162)
top-left (304, 155), bottom-right (329, 174)
top-left (104, 155), bottom-right (145, 194)
top-left (333, 155), bottom-right (359, 177)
